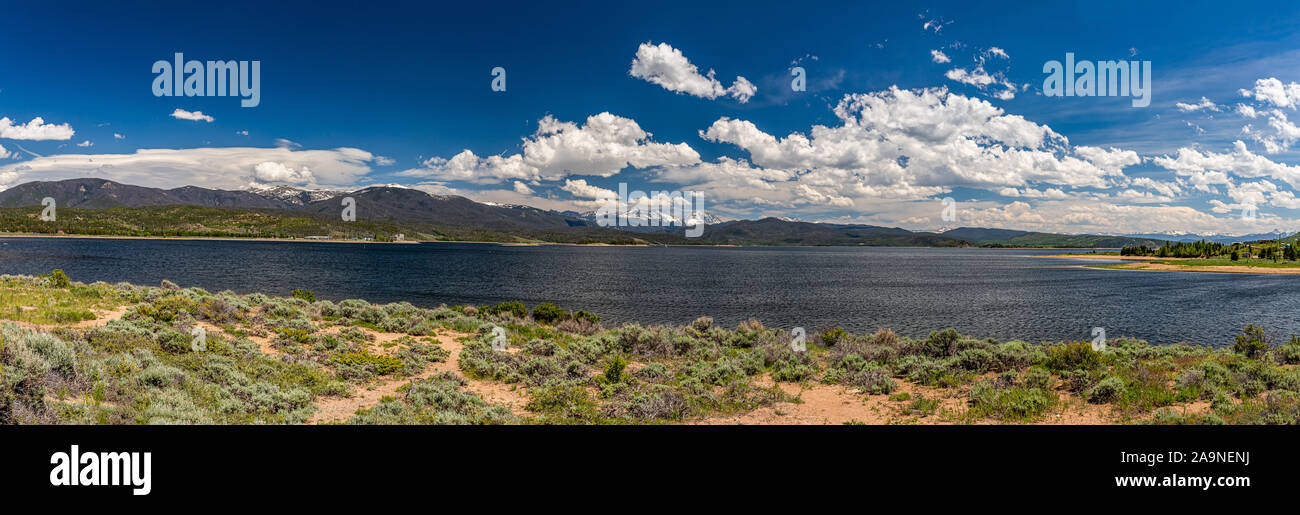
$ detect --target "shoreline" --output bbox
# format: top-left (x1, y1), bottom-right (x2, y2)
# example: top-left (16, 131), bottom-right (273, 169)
top-left (0, 232), bottom-right (419, 244)
top-left (1038, 253), bottom-right (1300, 274)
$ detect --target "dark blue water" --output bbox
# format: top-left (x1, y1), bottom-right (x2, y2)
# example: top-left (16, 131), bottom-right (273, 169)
top-left (1, 237), bottom-right (1295, 346)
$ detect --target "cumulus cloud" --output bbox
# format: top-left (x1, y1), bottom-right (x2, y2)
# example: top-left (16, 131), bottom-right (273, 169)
top-left (76, 140), bottom-right (94, 148)
top-left (0, 144), bottom-right (11, 160)
top-left (512, 181), bottom-right (534, 195)
top-left (0, 117), bottom-right (75, 140)
top-left (945, 66), bottom-right (1018, 100)
top-left (930, 50), bottom-right (950, 64)
top-left (170, 108), bottom-right (214, 122)
top-left (0, 170), bottom-right (18, 191)
top-left (629, 42), bottom-right (756, 103)
top-left (1155, 140), bottom-right (1300, 191)
top-left (397, 112), bottom-right (700, 183)
top-left (252, 161), bottom-right (316, 185)
top-left (0, 146), bottom-right (381, 190)
top-left (561, 178), bottom-right (616, 199)
top-left (699, 87), bottom-right (1131, 206)
top-left (1239, 78), bottom-right (1300, 109)
top-left (1238, 109), bottom-right (1300, 154)
top-left (1129, 177), bottom-right (1183, 197)
top-left (1073, 146), bottom-right (1141, 174)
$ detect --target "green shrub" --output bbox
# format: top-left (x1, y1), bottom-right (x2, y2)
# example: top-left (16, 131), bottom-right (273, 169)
top-left (953, 348), bottom-right (998, 372)
top-left (136, 296), bottom-right (198, 323)
top-left (819, 327), bottom-right (847, 347)
top-left (969, 382), bottom-right (1058, 422)
top-left (487, 301), bottom-right (528, 319)
top-left (600, 356), bottom-right (628, 384)
top-left (291, 289), bottom-right (316, 303)
top-left (1233, 325), bottom-right (1269, 358)
top-left (48, 269), bottom-right (72, 289)
top-left (1087, 376), bottom-right (1127, 404)
top-left (531, 303), bottom-right (567, 325)
top-left (526, 383), bottom-right (599, 420)
top-left (1044, 342), bottom-right (1103, 371)
top-left (1023, 367), bottom-right (1054, 390)
top-left (1280, 337), bottom-right (1300, 364)
top-left (331, 352), bottom-right (403, 375)
top-left (908, 395), bottom-right (940, 416)
top-left (923, 328), bottom-right (962, 357)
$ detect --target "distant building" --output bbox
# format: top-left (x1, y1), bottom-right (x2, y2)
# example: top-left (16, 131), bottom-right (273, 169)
top-left (394, 233), bottom-right (405, 241)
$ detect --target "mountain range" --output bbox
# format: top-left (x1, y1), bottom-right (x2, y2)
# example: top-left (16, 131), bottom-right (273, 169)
top-left (0, 178), bottom-right (1210, 247)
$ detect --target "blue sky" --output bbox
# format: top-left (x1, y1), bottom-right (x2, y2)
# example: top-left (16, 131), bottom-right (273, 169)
top-left (4, 0), bottom-right (1300, 235)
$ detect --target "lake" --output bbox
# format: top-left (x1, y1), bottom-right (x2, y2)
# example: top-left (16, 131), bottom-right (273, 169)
top-left (1, 237), bottom-right (1295, 346)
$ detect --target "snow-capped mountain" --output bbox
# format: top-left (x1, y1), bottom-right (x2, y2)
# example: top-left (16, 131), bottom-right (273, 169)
top-left (568, 207), bottom-right (725, 229)
top-left (245, 183), bottom-right (346, 206)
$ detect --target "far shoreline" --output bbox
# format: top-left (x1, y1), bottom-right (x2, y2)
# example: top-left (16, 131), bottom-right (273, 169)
top-left (0, 233), bottom-right (418, 244)
top-left (1036, 252), bottom-right (1300, 275)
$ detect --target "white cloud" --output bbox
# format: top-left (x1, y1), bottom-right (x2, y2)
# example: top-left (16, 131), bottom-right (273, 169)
top-left (0, 146), bottom-right (381, 190)
top-left (1175, 97), bottom-right (1220, 112)
top-left (76, 140), bottom-right (94, 148)
top-left (1073, 146), bottom-right (1141, 174)
top-left (1154, 140), bottom-right (1300, 190)
top-left (920, 15), bottom-right (952, 33)
top-left (252, 161), bottom-right (316, 185)
top-left (699, 87), bottom-right (1130, 204)
top-left (113, 133), bottom-right (125, 140)
top-left (1129, 177), bottom-right (1183, 197)
top-left (398, 112), bottom-right (699, 183)
top-left (930, 50), bottom-right (950, 64)
top-left (1239, 78), bottom-right (1300, 109)
top-left (628, 42), bottom-right (756, 103)
top-left (512, 181), bottom-right (534, 195)
top-left (0, 170), bottom-right (18, 190)
top-left (170, 109), bottom-right (214, 122)
top-left (274, 138), bottom-right (302, 149)
top-left (944, 66), bottom-right (1018, 100)
top-left (560, 178), bottom-right (616, 199)
top-left (985, 47), bottom-right (1009, 59)
top-left (0, 117), bottom-right (74, 140)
